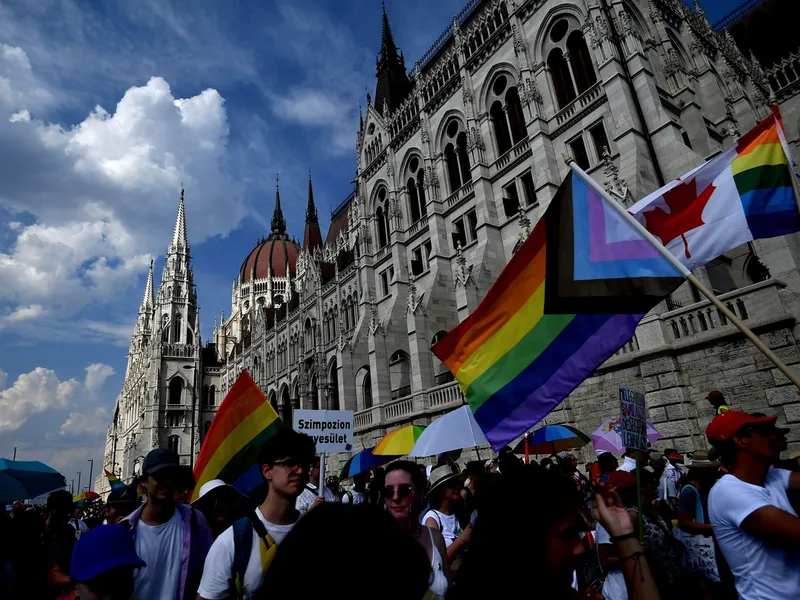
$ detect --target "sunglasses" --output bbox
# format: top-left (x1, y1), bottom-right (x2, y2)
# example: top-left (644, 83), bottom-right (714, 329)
top-left (381, 484), bottom-right (415, 499)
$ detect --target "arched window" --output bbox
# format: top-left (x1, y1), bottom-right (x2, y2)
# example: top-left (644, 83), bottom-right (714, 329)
top-left (548, 48), bottom-right (576, 108)
top-left (506, 87), bottom-right (525, 144)
top-left (168, 435), bottom-right (180, 453)
top-left (173, 313), bottom-right (182, 343)
top-left (389, 350), bottom-right (412, 399)
top-left (490, 100), bottom-right (512, 155)
top-left (407, 177), bottom-right (420, 223)
top-left (567, 31), bottom-right (596, 94)
top-left (376, 206), bottom-right (388, 248)
top-left (186, 328), bottom-right (194, 346)
top-left (416, 169), bottom-right (427, 216)
top-left (445, 143), bottom-right (462, 192)
top-left (209, 385), bottom-right (216, 406)
top-left (168, 377), bottom-right (183, 405)
top-left (343, 303), bottom-right (350, 331)
top-left (349, 299), bottom-right (357, 329)
top-left (328, 358), bottom-right (340, 411)
top-left (456, 132), bottom-right (471, 183)
top-left (363, 371), bottom-right (372, 409)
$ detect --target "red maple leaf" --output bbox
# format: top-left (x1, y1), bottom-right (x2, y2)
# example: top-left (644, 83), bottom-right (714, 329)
top-left (642, 178), bottom-right (716, 259)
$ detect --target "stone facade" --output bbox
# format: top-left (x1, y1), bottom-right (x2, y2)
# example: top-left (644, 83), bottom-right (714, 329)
top-left (103, 0), bottom-right (800, 489)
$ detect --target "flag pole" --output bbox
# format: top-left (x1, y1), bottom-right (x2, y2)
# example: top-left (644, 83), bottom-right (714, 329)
top-left (563, 157), bottom-right (800, 392)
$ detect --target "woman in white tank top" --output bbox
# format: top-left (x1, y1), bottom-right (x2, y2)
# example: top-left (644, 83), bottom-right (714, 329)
top-left (384, 461), bottom-right (451, 598)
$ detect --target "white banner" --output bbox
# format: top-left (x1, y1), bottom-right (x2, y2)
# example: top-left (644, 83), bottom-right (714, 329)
top-left (293, 409), bottom-right (354, 453)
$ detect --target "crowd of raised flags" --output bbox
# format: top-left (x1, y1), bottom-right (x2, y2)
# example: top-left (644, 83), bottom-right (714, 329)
top-left (2, 111), bottom-right (800, 600)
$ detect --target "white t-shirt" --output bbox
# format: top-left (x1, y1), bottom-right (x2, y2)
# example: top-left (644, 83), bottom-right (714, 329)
top-left (296, 483), bottom-right (337, 514)
top-left (709, 469), bottom-right (800, 599)
top-left (198, 508), bottom-right (298, 600)
top-left (422, 509), bottom-right (462, 548)
top-left (341, 490), bottom-right (366, 505)
top-left (133, 508), bottom-right (184, 600)
top-left (595, 522), bottom-right (628, 600)
top-left (70, 518), bottom-right (88, 539)
top-left (617, 456), bottom-right (636, 472)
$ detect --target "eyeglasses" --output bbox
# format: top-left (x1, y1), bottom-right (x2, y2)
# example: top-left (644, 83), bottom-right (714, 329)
top-left (271, 458), bottom-right (313, 472)
top-left (381, 484), bottom-right (415, 499)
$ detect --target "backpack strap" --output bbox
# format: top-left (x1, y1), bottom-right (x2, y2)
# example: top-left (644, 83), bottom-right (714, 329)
top-left (231, 516), bottom-right (254, 600)
top-left (345, 490), bottom-right (353, 503)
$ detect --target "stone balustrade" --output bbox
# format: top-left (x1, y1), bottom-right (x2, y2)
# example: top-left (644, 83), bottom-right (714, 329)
top-left (353, 380), bottom-right (465, 433)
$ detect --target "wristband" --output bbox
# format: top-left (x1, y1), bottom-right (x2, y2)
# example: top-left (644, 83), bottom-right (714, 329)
top-left (610, 532), bottom-right (638, 543)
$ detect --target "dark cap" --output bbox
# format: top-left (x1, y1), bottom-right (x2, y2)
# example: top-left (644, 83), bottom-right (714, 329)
top-left (705, 390), bottom-right (724, 400)
top-left (107, 484), bottom-right (137, 505)
top-left (143, 447), bottom-right (180, 476)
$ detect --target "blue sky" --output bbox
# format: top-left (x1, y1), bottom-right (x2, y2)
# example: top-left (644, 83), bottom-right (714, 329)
top-left (0, 0), bottom-right (740, 489)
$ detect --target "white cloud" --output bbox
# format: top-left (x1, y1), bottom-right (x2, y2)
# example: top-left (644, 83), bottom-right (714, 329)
top-left (83, 363), bottom-right (115, 396)
top-left (0, 304), bottom-right (46, 325)
top-left (0, 366), bottom-right (80, 433)
top-left (0, 44), bottom-right (247, 331)
top-left (60, 406), bottom-right (109, 437)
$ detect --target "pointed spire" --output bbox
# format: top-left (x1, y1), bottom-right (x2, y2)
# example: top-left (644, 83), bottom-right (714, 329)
top-left (379, 0), bottom-right (399, 65)
top-left (374, 0), bottom-right (410, 113)
top-left (172, 184), bottom-right (188, 248)
top-left (306, 169), bottom-right (318, 224)
top-left (141, 258), bottom-right (154, 310)
top-left (270, 173), bottom-right (287, 237)
top-left (359, 102), bottom-right (364, 132)
top-left (303, 169), bottom-right (323, 250)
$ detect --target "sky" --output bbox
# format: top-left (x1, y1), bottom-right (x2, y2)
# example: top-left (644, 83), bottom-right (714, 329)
top-left (0, 0), bottom-right (741, 492)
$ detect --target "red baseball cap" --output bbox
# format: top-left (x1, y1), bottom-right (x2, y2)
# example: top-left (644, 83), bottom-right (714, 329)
top-left (705, 390), bottom-right (724, 400)
top-left (706, 410), bottom-right (777, 443)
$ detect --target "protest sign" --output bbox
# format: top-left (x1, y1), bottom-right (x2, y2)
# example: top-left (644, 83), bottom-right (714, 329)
top-left (619, 387), bottom-right (647, 452)
top-left (293, 409), bottom-right (354, 453)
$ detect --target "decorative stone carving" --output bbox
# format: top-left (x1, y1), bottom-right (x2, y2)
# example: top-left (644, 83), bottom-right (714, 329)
top-left (406, 280), bottom-right (425, 316)
top-left (467, 126), bottom-right (485, 151)
top-left (453, 242), bottom-right (477, 290)
top-left (368, 293), bottom-right (384, 336)
top-left (517, 208), bottom-right (531, 244)
top-left (453, 15), bottom-right (461, 45)
top-left (386, 161), bottom-right (395, 179)
top-left (602, 146), bottom-right (631, 206)
top-left (461, 76), bottom-right (473, 105)
top-left (512, 24), bottom-right (526, 57)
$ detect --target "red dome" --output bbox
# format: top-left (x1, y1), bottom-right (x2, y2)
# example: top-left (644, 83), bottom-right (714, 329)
top-left (239, 236), bottom-right (300, 282)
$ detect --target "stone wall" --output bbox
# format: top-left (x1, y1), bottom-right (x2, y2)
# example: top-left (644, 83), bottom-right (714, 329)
top-left (547, 280), bottom-right (800, 462)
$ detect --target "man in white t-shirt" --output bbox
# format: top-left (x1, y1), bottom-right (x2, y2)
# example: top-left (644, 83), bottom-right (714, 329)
top-left (123, 447), bottom-right (213, 600)
top-left (707, 410), bottom-right (800, 599)
top-left (296, 456), bottom-right (337, 514)
top-left (198, 429), bottom-right (317, 600)
top-left (342, 472), bottom-right (367, 505)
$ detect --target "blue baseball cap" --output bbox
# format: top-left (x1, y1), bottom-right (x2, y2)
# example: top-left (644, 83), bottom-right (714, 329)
top-left (70, 524), bottom-right (146, 582)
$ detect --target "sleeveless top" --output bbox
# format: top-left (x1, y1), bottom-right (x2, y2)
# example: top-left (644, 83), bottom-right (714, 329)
top-left (426, 526), bottom-right (448, 598)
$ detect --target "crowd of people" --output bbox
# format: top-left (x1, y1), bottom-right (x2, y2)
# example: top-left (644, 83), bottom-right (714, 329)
top-left (2, 400), bottom-right (800, 600)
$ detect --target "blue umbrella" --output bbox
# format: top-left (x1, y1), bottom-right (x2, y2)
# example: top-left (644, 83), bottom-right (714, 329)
top-left (339, 448), bottom-right (398, 479)
top-left (0, 458), bottom-right (67, 504)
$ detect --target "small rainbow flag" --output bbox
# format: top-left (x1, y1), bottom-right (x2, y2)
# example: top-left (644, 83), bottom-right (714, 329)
top-left (432, 171), bottom-right (681, 449)
top-left (191, 371), bottom-right (283, 500)
top-left (104, 469), bottom-right (125, 491)
top-left (630, 109), bottom-right (800, 270)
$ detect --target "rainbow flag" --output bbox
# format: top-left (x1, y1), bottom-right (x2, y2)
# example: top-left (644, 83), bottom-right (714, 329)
top-left (432, 171), bottom-right (682, 449)
top-left (630, 110), bottom-right (800, 270)
top-left (191, 370), bottom-right (283, 500)
top-left (104, 469), bottom-right (125, 491)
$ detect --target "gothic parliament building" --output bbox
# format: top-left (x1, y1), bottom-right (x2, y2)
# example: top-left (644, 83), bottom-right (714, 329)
top-left (102, 0), bottom-right (800, 488)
